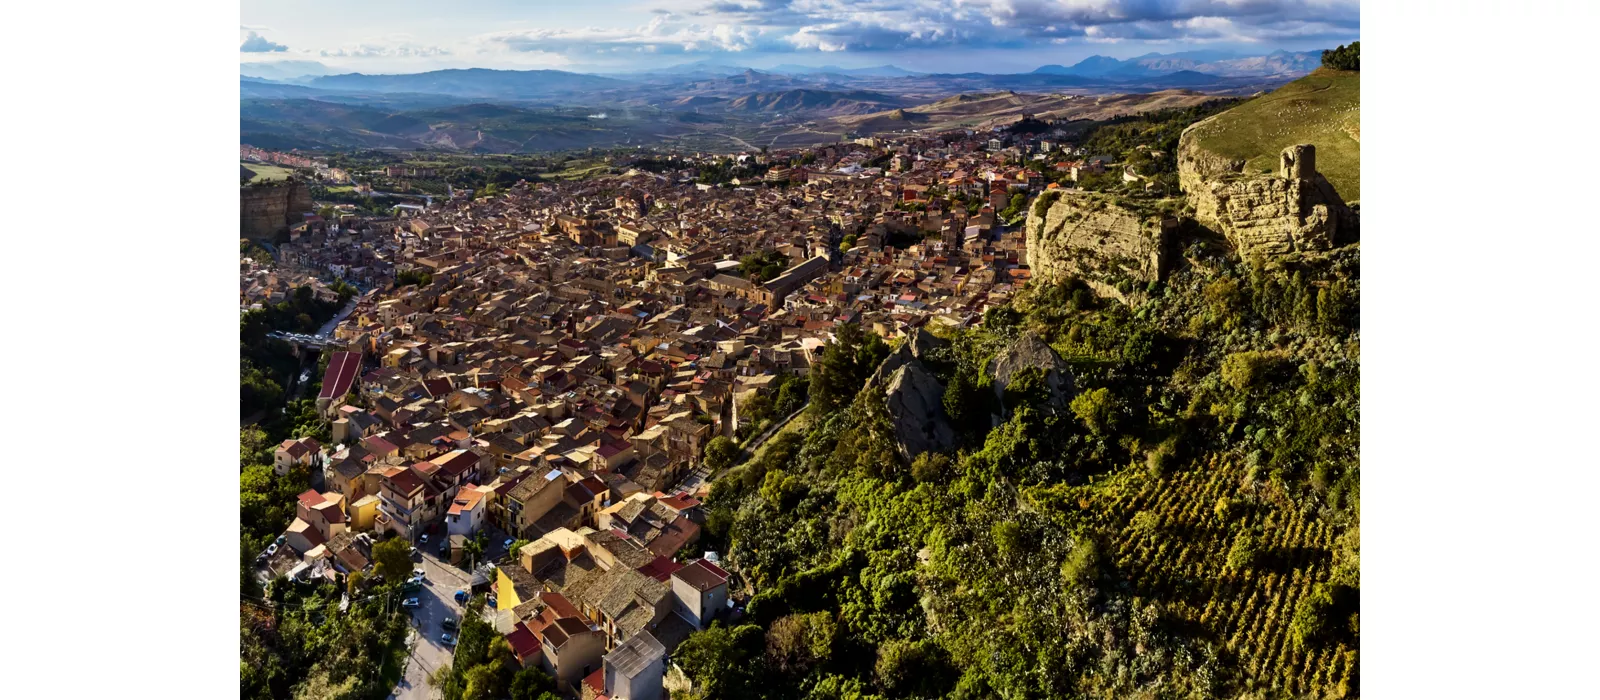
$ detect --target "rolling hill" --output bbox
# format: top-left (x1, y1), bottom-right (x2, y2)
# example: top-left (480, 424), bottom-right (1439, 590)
top-left (829, 89), bottom-right (1224, 137)
top-left (308, 68), bottom-right (627, 99)
top-left (725, 89), bottom-right (906, 116)
top-left (1182, 68), bottom-right (1360, 200)
top-left (239, 98), bottom-right (691, 153)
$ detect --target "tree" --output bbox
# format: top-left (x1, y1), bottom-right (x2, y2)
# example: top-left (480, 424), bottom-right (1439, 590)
top-left (1060, 536), bottom-right (1105, 588)
top-left (1321, 41), bottom-right (1359, 71)
top-left (509, 667), bottom-right (560, 700)
top-left (1227, 530), bottom-right (1260, 570)
top-left (808, 323), bottom-right (890, 415)
top-left (372, 537), bottom-right (413, 582)
top-left (1069, 387), bottom-right (1118, 436)
top-left (462, 532), bottom-right (487, 570)
top-left (1290, 584), bottom-right (1336, 649)
top-left (998, 193), bottom-right (1028, 223)
top-left (764, 611), bottom-right (838, 674)
top-left (704, 435), bottom-right (742, 472)
top-left (1221, 351), bottom-right (1283, 392)
top-left (507, 539), bottom-right (532, 563)
top-left (675, 623), bottom-right (767, 699)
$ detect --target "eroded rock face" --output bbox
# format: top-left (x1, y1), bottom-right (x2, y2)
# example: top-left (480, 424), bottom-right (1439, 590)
top-left (883, 360), bottom-right (955, 462)
top-left (241, 179), bottom-right (312, 239)
top-left (1024, 189), bottom-right (1174, 301)
top-left (870, 328), bottom-right (950, 387)
top-left (1177, 138), bottom-right (1355, 258)
top-left (988, 332), bottom-right (1075, 412)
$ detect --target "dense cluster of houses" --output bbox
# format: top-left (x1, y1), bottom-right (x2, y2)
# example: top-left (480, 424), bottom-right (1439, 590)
top-left (249, 123), bottom-right (1106, 698)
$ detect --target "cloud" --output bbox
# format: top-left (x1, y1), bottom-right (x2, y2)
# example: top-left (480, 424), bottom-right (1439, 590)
top-left (477, 13), bottom-right (781, 55)
top-left (481, 0), bottom-right (1357, 57)
top-left (240, 31), bottom-right (288, 53)
top-left (318, 43), bottom-right (453, 59)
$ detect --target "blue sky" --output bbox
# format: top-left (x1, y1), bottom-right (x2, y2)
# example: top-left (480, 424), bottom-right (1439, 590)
top-left (240, 0), bottom-right (1360, 74)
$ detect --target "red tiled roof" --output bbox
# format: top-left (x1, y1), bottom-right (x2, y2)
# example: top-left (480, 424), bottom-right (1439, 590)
top-left (319, 352), bottom-right (362, 401)
top-left (506, 624), bottom-right (542, 661)
top-left (541, 591), bottom-right (582, 621)
top-left (583, 668), bottom-right (606, 695)
top-left (636, 555), bottom-right (685, 583)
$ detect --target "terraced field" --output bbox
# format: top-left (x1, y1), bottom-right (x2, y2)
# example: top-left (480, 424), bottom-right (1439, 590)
top-left (1069, 454), bottom-right (1358, 697)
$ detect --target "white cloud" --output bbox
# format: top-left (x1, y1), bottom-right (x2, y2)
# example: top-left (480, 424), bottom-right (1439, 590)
top-left (319, 43), bottom-right (453, 59)
top-left (240, 31), bottom-right (288, 53)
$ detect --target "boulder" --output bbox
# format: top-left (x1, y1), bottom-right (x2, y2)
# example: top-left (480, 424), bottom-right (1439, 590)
top-left (883, 360), bottom-right (955, 462)
top-left (988, 332), bottom-right (1075, 412)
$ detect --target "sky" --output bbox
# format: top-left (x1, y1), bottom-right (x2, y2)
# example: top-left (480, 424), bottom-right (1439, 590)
top-left (240, 0), bottom-right (1360, 75)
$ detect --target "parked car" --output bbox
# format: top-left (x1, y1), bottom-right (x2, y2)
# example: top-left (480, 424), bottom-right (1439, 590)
top-left (419, 533), bottom-right (429, 545)
top-left (409, 546), bottom-right (420, 561)
top-left (439, 541), bottom-right (450, 556)
top-left (401, 597), bottom-right (420, 609)
top-left (265, 543), bottom-right (279, 556)
top-left (440, 632), bottom-right (457, 646)
top-left (442, 616), bottom-right (458, 631)
top-left (503, 538), bottom-right (515, 550)
top-left (275, 535), bottom-right (287, 546)
top-left (412, 567), bottom-right (426, 581)
top-left (454, 590), bottom-right (469, 605)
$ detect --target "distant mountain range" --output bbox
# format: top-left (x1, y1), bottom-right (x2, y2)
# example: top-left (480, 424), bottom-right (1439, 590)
top-left (238, 47), bottom-right (1330, 154)
top-left (1032, 50), bottom-right (1321, 79)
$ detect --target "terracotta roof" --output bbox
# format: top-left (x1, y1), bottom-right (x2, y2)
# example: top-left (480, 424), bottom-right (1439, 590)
top-left (672, 559), bottom-right (729, 592)
top-left (506, 623), bottom-right (543, 660)
top-left (319, 352), bottom-right (362, 401)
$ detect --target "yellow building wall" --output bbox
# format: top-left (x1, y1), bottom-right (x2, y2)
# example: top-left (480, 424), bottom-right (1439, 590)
top-left (350, 495), bottom-right (379, 532)
top-left (495, 567), bottom-right (521, 612)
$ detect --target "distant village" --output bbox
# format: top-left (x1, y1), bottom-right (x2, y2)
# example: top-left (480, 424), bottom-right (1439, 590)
top-left (244, 121), bottom-right (1122, 699)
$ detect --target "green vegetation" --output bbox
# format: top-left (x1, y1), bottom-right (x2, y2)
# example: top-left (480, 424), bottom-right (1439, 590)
top-left (684, 242), bottom-right (1360, 698)
top-left (240, 284), bottom-right (354, 418)
top-left (240, 580), bottom-right (410, 700)
top-left (396, 269), bottom-right (434, 287)
top-left (740, 249), bottom-right (792, 282)
top-left (242, 161), bottom-right (297, 183)
top-left (1067, 101), bottom-right (1236, 195)
top-left (1322, 42), bottom-right (1360, 71)
top-left (428, 609), bottom-right (561, 700)
top-left (1186, 69), bottom-right (1361, 201)
top-left (733, 372), bottom-right (809, 441)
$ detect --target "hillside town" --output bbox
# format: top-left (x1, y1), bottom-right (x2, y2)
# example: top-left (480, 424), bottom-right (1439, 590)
top-left (245, 122), bottom-right (1120, 699)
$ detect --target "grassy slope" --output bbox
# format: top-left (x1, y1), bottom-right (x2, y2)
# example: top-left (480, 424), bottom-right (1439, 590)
top-left (242, 161), bottom-right (295, 183)
top-left (1190, 69), bottom-right (1360, 201)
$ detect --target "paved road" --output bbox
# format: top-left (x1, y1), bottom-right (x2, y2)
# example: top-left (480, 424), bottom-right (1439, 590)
top-left (391, 549), bottom-right (471, 700)
top-left (317, 298), bottom-right (359, 338)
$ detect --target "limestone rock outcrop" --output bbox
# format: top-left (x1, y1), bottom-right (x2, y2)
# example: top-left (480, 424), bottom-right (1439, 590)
top-left (870, 328), bottom-right (950, 386)
top-left (1177, 138), bottom-right (1356, 258)
top-left (1023, 189), bottom-right (1174, 301)
top-left (988, 332), bottom-right (1075, 412)
top-left (883, 360), bottom-right (956, 462)
top-left (241, 179), bottom-right (313, 239)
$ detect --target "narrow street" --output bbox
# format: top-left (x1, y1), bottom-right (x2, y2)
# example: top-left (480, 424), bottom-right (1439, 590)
top-left (317, 297), bottom-right (359, 338)
top-left (390, 548), bottom-right (472, 700)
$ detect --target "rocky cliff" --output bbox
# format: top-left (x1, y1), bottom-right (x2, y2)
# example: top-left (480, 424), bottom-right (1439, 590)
top-left (1023, 189), bottom-right (1175, 300)
top-left (241, 179), bottom-right (312, 239)
top-left (883, 361), bottom-right (956, 462)
top-left (988, 332), bottom-right (1075, 413)
top-left (867, 330), bottom-right (956, 462)
top-left (1178, 139), bottom-right (1356, 259)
